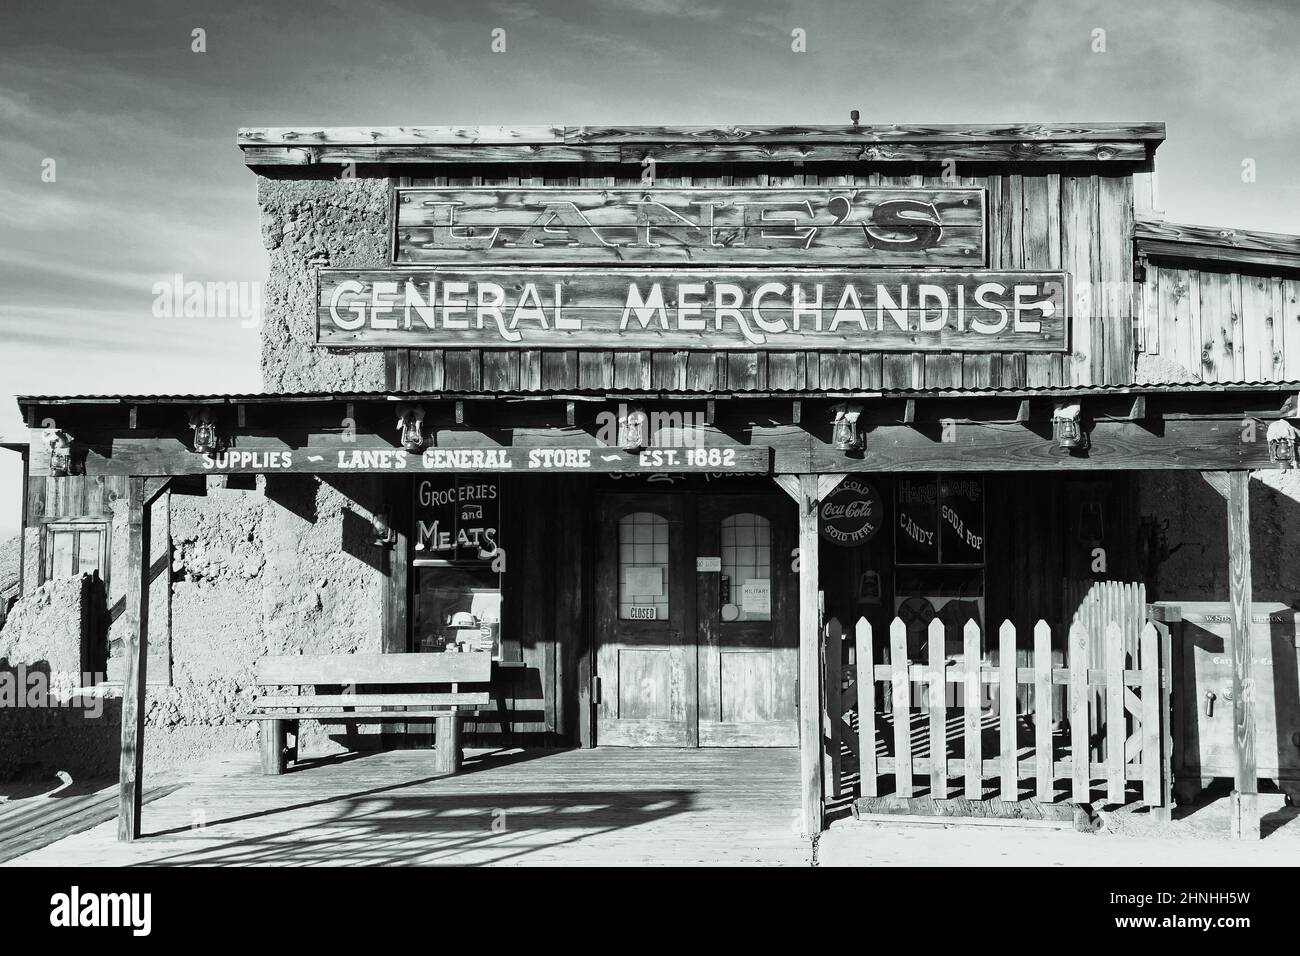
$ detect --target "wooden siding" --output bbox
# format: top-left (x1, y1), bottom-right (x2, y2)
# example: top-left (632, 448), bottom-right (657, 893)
top-left (382, 166), bottom-right (1137, 392)
top-left (1141, 261), bottom-right (1299, 382)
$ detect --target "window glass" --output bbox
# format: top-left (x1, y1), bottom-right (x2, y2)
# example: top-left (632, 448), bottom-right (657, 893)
top-left (49, 529), bottom-right (76, 579)
top-left (618, 511), bottom-right (669, 621)
top-left (76, 531), bottom-right (102, 577)
top-left (720, 512), bottom-right (771, 622)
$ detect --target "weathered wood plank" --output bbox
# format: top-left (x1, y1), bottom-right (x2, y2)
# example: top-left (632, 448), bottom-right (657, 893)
top-left (1034, 620), bottom-right (1053, 801)
top-left (855, 617), bottom-right (877, 798)
top-left (796, 475), bottom-right (825, 835)
top-left (1104, 621), bottom-right (1125, 805)
top-left (890, 617), bottom-right (912, 798)
top-left (928, 618), bottom-right (946, 799)
top-left (256, 653), bottom-right (492, 685)
top-left (999, 620), bottom-right (1017, 800)
top-left (116, 478), bottom-right (151, 842)
top-left (963, 619), bottom-right (981, 799)
top-left (1139, 622), bottom-right (1161, 806)
top-left (1062, 175), bottom-right (1097, 385)
top-left (1227, 471), bottom-right (1258, 839)
top-left (1069, 623), bottom-right (1090, 803)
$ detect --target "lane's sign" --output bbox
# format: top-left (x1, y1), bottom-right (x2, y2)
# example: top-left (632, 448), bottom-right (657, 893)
top-left (394, 187), bottom-right (985, 266)
top-left (196, 445), bottom-right (771, 474)
top-left (317, 269), bottom-right (1068, 352)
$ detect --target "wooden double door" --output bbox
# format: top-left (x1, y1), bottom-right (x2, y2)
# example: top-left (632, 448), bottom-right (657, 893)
top-left (594, 492), bottom-right (798, 747)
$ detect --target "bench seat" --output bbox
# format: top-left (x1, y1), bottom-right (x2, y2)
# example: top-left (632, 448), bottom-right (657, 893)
top-left (240, 653), bottom-right (494, 776)
top-left (240, 709), bottom-right (482, 721)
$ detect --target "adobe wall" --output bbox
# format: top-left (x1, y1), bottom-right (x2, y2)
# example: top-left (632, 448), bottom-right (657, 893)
top-left (257, 173), bottom-right (390, 392)
top-left (0, 476), bottom-right (388, 782)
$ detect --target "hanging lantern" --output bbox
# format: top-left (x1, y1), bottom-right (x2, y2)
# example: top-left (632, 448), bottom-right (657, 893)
top-left (619, 405), bottom-right (649, 453)
top-left (188, 408), bottom-right (219, 455)
top-left (397, 406), bottom-right (426, 452)
top-left (44, 427), bottom-right (74, 477)
top-left (832, 403), bottom-right (863, 453)
top-left (1052, 402), bottom-right (1087, 450)
top-left (1267, 418), bottom-right (1298, 469)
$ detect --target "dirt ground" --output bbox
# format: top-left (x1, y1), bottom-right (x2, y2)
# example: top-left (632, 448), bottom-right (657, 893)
top-left (818, 790), bottom-right (1300, 866)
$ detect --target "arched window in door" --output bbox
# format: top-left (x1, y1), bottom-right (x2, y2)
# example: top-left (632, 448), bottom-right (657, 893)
top-left (720, 512), bottom-right (771, 622)
top-left (618, 511), bottom-right (669, 621)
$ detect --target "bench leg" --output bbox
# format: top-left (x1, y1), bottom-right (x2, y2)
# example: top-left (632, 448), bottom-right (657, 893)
top-left (433, 713), bottom-right (462, 774)
top-left (259, 719), bottom-right (290, 775)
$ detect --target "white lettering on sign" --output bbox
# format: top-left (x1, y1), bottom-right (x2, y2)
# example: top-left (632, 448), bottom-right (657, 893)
top-left (320, 270), bottom-right (1068, 351)
top-left (337, 449), bottom-right (408, 469)
top-left (899, 512), bottom-right (935, 546)
top-left (202, 451), bottom-right (293, 469)
top-left (528, 448), bottom-right (593, 469)
top-left (941, 504), bottom-right (984, 551)
top-left (421, 448), bottom-right (514, 469)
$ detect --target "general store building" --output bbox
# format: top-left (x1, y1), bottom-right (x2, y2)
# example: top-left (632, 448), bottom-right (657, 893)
top-left (2, 122), bottom-right (1299, 844)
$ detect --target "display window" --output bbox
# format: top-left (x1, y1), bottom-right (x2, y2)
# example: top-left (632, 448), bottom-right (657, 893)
top-left (411, 476), bottom-right (503, 657)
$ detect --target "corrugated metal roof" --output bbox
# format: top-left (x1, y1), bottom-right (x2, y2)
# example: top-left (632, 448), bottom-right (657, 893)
top-left (14, 381), bottom-right (1300, 405)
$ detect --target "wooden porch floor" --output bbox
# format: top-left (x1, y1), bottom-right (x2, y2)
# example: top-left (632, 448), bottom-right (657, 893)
top-left (2, 748), bottom-right (810, 867)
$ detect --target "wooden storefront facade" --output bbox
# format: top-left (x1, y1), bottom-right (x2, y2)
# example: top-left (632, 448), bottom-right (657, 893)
top-left (7, 122), bottom-right (1300, 844)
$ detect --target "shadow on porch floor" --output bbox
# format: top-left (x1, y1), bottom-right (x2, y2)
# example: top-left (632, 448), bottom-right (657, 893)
top-left (3, 747), bottom-right (811, 867)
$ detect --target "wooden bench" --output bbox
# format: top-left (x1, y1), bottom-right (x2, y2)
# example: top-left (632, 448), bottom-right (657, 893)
top-left (240, 653), bottom-right (493, 775)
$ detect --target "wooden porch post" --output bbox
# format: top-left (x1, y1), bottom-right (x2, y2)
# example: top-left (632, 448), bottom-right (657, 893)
top-left (776, 473), bottom-right (845, 837)
top-left (1226, 471), bottom-right (1259, 839)
top-left (117, 477), bottom-right (152, 841)
top-left (117, 477), bottom-right (169, 842)
top-left (796, 476), bottom-right (822, 837)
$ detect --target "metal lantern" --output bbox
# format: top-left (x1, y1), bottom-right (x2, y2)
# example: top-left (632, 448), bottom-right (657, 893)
top-left (397, 406), bottom-right (426, 452)
top-left (188, 408), bottom-right (219, 454)
top-left (44, 427), bottom-right (74, 477)
top-left (832, 403), bottom-right (863, 453)
top-left (620, 405), bottom-right (648, 453)
top-left (1052, 403), bottom-right (1087, 450)
top-left (1267, 418), bottom-right (1298, 469)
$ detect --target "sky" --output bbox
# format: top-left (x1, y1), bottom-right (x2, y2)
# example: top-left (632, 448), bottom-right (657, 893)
top-left (1, 0), bottom-right (1298, 539)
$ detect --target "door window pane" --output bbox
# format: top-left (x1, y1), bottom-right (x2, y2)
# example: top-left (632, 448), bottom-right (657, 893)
top-left (618, 511), bottom-right (669, 621)
top-left (76, 531), bottom-right (102, 576)
top-left (721, 513), bottom-right (771, 622)
top-left (50, 530), bottom-right (76, 579)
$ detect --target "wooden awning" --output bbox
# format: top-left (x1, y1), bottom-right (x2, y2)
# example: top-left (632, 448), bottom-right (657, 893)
top-left (14, 381), bottom-right (1300, 478)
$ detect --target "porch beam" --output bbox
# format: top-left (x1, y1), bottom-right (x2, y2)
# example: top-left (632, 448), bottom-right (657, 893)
top-left (1225, 470), bottom-right (1259, 839)
top-left (32, 415), bottom-right (1284, 478)
top-left (117, 477), bottom-right (153, 841)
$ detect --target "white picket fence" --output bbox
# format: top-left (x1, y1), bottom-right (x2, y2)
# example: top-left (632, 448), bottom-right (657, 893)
top-left (823, 616), bottom-right (1172, 808)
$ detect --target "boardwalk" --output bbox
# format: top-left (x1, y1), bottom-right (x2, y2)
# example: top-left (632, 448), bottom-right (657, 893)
top-left (3, 748), bottom-right (810, 867)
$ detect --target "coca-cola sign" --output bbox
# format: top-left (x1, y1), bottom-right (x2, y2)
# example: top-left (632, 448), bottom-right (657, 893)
top-left (819, 479), bottom-right (884, 547)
